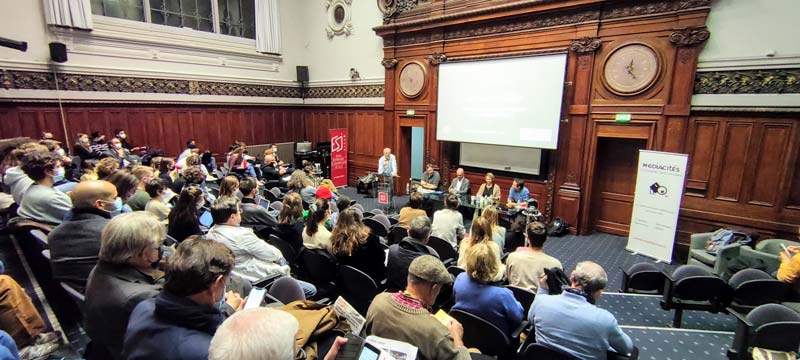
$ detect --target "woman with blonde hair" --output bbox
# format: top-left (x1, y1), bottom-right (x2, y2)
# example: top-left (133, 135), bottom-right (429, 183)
top-left (452, 242), bottom-right (523, 335)
top-left (457, 217), bottom-right (504, 279)
top-left (218, 175), bottom-right (241, 199)
top-left (330, 208), bottom-right (385, 283)
top-left (481, 205), bottom-right (506, 254)
top-left (287, 170), bottom-right (316, 204)
top-left (476, 172), bottom-right (501, 203)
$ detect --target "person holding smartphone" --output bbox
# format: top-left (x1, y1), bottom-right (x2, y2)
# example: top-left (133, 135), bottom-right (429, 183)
top-left (777, 244), bottom-right (800, 288)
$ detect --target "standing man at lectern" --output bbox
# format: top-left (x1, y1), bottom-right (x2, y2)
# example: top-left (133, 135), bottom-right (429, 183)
top-left (378, 148), bottom-right (398, 200)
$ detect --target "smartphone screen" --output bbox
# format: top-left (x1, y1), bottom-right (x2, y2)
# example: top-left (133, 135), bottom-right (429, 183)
top-left (244, 287), bottom-right (266, 310)
top-left (357, 344), bottom-right (380, 360)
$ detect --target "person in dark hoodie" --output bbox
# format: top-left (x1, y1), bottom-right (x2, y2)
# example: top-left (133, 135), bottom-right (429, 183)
top-left (122, 235), bottom-right (244, 360)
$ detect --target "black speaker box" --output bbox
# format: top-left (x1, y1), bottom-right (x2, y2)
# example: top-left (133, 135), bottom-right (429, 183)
top-left (49, 42), bottom-right (67, 63)
top-left (296, 66), bottom-right (309, 84)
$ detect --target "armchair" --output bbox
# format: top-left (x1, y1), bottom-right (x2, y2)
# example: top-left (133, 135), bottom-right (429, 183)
top-left (687, 232), bottom-right (743, 280)
top-left (738, 239), bottom-right (800, 276)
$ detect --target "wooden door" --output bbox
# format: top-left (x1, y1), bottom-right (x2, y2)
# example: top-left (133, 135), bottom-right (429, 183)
top-left (590, 137), bottom-right (647, 235)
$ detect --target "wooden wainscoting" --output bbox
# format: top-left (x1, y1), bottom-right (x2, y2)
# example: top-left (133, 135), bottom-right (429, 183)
top-left (302, 108), bottom-right (388, 186)
top-left (675, 113), bottom-right (800, 256)
top-left (0, 105), bottom-right (305, 158)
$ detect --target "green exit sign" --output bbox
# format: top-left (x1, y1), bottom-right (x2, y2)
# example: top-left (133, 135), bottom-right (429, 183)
top-left (406, 109), bottom-right (416, 116)
top-left (615, 113), bottom-right (631, 123)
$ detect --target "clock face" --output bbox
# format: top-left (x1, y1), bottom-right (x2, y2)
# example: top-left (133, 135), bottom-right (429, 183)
top-left (603, 43), bottom-right (660, 96)
top-left (399, 62), bottom-right (426, 99)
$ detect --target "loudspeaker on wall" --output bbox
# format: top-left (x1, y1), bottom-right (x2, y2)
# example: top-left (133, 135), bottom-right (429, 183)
top-left (296, 66), bottom-right (309, 84)
top-left (49, 42), bottom-right (67, 63)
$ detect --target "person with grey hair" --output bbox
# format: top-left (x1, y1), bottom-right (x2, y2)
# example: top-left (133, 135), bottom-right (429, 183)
top-left (366, 255), bottom-right (470, 360)
top-left (209, 308), bottom-right (347, 360)
top-left (122, 236), bottom-right (242, 360)
top-left (206, 196), bottom-right (317, 298)
top-left (528, 261), bottom-right (633, 360)
top-left (84, 212), bottom-right (165, 360)
top-left (386, 215), bottom-right (439, 291)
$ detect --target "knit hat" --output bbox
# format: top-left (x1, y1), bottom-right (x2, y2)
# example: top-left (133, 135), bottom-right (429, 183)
top-left (315, 186), bottom-right (333, 200)
top-left (408, 255), bottom-right (452, 284)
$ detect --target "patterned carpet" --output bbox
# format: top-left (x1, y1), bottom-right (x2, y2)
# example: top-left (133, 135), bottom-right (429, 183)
top-left (598, 293), bottom-right (736, 332)
top-left (623, 327), bottom-right (733, 360)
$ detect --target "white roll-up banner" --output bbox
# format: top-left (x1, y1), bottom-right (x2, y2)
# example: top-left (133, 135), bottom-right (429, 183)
top-left (626, 150), bottom-right (688, 263)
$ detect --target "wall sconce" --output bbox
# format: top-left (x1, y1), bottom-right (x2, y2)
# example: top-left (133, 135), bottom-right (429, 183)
top-left (350, 68), bottom-right (361, 81)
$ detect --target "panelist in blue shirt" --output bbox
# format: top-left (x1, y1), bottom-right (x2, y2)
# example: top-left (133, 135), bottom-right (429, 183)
top-left (507, 178), bottom-right (530, 208)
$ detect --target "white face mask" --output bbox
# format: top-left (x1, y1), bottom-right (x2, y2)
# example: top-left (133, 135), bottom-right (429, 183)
top-left (118, 133), bottom-right (126, 139)
top-left (113, 143), bottom-right (122, 149)
top-left (55, 148), bottom-right (66, 157)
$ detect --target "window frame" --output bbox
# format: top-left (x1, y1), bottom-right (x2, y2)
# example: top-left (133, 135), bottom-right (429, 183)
top-left (92, 0), bottom-right (256, 42)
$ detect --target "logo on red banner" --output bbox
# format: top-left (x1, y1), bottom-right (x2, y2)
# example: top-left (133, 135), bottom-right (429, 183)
top-left (329, 129), bottom-right (348, 187)
top-left (378, 191), bottom-right (389, 204)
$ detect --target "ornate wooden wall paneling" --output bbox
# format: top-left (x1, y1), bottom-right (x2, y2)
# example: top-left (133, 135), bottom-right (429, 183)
top-left (0, 105), bottom-right (305, 159)
top-left (677, 113), bottom-right (800, 251)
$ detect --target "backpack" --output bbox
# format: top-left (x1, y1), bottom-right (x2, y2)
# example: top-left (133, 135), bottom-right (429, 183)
top-left (547, 217), bottom-right (569, 237)
top-left (705, 228), bottom-right (752, 255)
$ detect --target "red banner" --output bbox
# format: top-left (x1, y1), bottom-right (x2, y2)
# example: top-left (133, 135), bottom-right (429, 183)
top-left (329, 128), bottom-right (348, 187)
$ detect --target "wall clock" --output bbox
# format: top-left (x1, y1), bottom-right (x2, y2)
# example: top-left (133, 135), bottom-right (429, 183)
top-left (602, 43), bottom-right (661, 96)
top-left (399, 62), bottom-right (427, 99)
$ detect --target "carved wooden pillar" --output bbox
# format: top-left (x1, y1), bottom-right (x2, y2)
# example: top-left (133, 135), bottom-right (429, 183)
top-left (663, 27), bottom-right (710, 153)
top-left (426, 52), bottom-right (446, 178)
top-left (553, 37), bottom-right (600, 234)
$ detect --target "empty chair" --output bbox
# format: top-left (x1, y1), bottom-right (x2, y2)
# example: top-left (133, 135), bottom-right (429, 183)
top-left (727, 269), bottom-right (787, 313)
top-left (620, 262), bottom-right (665, 294)
top-left (507, 285), bottom-right (535, 315)
top-left (427, 236), bottom-right (458, 265)
top-left (449, 309), bottom-right (523, 360)
top-left (387, 217), bottom-right (398, 226)
top-left (263, 189), bottom-right (278, 202)
top-left (387, 225), bottom-right (407, 245)
top-left (364, 217), bottom-right (389, 238)
top-left (339, 265), bottom-right (380, 316)
top-left (372, 214), bottom-right (392, 231)
top-left (268, 277), bottom-right (306, 304)
top-left (269, 201), bottom-right (283, 212)
top-left (267, 234), bottom-right (298, 265)
top-left (727, 303), bottom-right (800, 360)
top-left (660, 265), bottom-right (732, 327)
top-left (351, 203), bottom-right (365, 213)
top-left (369, 208), bottom-right (384, 216)
top-left (297, 248), bottom-right (339, 296)
top-left (270, 187), bottom-right (282, 199)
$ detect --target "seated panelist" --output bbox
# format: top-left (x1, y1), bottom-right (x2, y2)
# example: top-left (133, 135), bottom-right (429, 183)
top-left (507, 178), bottom-right (530, 209)
top-left (420, 164), bottom-right (440, 190)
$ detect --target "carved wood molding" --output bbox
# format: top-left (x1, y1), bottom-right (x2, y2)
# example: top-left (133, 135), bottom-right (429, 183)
top-left (669, 26), bottom-right (710, 47)
top-left (447, 48), bottom-right (568, 62)
top-left (569, 37), bottom-right (602, 53)
top-left (378, 0), bottom-right (711, 47)
top-left (381, 58), bottom-right (399, 69)
top-left (426, 53), bottom-right (447, 66)
top-left (0, 69), bottom-right (386, 98)
top-left (694, 68), bottom-right (800, 95)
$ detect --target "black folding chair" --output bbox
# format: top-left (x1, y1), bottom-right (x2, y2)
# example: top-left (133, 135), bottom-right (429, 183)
top-left (449, 309), bottom-right (525, 360)
top-left (507, 285), bottom-right (535, 315)
top-left (427, 236), bottom-right (458, 264)
top-left (660, 265), bottom-right (733, 328)
top-left (267, 234), bottom-right (298, 265)
top-left (339, 265), bottom-right (380, 316)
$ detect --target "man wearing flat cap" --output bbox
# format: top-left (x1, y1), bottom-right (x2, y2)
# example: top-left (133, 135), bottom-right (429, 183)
top-left (365, 255), bottom-right (470, 360)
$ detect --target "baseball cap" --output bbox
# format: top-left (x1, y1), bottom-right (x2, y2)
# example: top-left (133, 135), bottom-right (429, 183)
top-left (315, 186), bottom-right (333, 200)
top-left (408, 255), bottom-right (452, 284)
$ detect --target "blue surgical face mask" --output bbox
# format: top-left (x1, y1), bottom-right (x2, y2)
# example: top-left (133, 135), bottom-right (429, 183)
top-left (218, 284), bottom-right (227, 309)
top-left (52, 167), bottom-right (65, 183)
